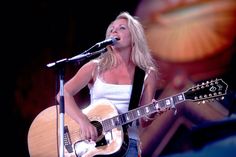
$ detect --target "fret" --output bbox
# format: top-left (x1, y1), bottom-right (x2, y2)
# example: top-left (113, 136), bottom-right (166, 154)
top-left (140, 106), bottom-right (146, 115)
top-left (172, 95), bottom-right (179, 104)
top-left (120, 114), bottom-right (127, 124)
top-left (102, 119), bottom-right (109, 131)
top-left (128, 112), bottom-right (134, 121)
top-left (171, 93), bottom-right (185, 104)
top-left (119, 112), bottom-right (135, 125)
top-left (145, 106), bottom-right (150, 113)
top-left (150, 103), bottom-right (156, 112)
top-left (107, 119), bottom-right (113, 129)
top-left (132, 108), bottom-right (142, 120)
top-left (115, 116), bottom-right (121, 125)
top-left (101, 120), bottom-right (107, 130)
top-left (170, 97), bottom-right (174, 107)
top-left (124, 113), bottom-right (130, 121)
top-left (158, 100), bottom-right (165, 108)
top-left (111, 118), bottom-right (115, 126)
top-left (154, 101), bottom-right (160, 109)
top-left (156, 97), bottom-right (173, 109)
top-left (138, 103), bottom-right (155, 116)
top-left (136, 109), bottom-right (141, 117)
top-left (131, 109), bottom-right (138, 119)
top-left (111, 116), bottom-right (120, 126)
top-left (165, 98), bottom-right (171, 107)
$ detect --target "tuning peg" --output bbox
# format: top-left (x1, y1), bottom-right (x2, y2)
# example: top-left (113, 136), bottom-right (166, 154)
top-left (221, 96), bottom-right (225, 100)
top-left (202, 100), bottom-right (205, 104)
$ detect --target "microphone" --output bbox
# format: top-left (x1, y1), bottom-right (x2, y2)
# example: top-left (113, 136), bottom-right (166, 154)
top-left (83, 37), bottom-right (118, 54)
top-left (96, 37), bottom-right (118, 48)
top-left (68, 37), bottom-right (118, 62)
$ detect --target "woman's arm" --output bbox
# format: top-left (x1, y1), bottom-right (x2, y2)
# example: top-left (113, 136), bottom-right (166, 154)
top-left (57, 60), bottom-right (99, 141)
top-left (139, 69), bottom-right (158, 127)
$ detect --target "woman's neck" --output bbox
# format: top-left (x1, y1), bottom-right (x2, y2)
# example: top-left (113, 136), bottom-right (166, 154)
top-left (113, 47), bottom-right (132, 66)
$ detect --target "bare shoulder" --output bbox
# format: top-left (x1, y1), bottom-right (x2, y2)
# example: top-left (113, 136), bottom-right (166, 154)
top-left (80, 59), bottom-right (99, 72)
top-left (79, 59), bottom-right (100, 82)
top-left (65, 59), bottom-right (100, 92)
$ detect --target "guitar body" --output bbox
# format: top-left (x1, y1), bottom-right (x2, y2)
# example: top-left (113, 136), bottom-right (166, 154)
top-left (27, 100), bottom-right (129, 157)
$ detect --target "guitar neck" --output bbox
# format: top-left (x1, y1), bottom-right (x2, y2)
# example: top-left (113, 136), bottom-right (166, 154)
top-left (102, 93), bottom-right (185, 132)
top-left (101, 78), bottom-right (228, 132)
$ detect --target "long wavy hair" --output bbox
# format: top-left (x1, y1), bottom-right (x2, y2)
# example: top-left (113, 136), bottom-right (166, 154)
top-left (97, 11), bottom-right (158, 74)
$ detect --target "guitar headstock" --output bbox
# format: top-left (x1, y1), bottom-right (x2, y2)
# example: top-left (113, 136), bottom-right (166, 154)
top-left (184, 78), bottom-right (228, 103)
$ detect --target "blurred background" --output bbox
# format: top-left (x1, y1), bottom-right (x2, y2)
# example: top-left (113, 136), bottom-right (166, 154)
top-left (3, 0), bottom-right (236, 156)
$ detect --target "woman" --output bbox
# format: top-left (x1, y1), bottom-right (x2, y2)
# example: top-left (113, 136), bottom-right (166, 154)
top-left (60, 11), bottom-right (158, 157)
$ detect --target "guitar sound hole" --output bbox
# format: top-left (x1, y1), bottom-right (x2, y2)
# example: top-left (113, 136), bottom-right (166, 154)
top-left (91, 121), bottom-right (103, 136)
top-left (90, 121), bottom-right (108, 147)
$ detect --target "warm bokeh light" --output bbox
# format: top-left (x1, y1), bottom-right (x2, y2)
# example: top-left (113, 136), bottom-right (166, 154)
top-left (136, 0), bottom-right (236, 62)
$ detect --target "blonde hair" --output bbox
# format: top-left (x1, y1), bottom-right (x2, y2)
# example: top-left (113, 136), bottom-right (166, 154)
top-left (97, 11), bottom-right (157, 74)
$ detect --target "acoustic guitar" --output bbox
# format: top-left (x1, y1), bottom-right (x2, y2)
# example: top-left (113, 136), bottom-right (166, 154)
top-left (27, 78), bottom-right (228, 157)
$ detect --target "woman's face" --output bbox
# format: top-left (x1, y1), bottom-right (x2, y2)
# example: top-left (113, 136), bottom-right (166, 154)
top-left (107, 18), bottom-right (132, 48)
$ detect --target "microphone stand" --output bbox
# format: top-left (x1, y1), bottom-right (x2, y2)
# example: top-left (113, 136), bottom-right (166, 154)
top-left (46, 48), bottom-right (106, 157)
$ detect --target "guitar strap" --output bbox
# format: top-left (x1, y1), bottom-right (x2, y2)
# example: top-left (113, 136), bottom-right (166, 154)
top-left (127, 66), bottom-right (145, 126)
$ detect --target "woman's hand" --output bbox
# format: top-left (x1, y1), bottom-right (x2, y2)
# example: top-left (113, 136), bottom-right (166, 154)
top-left (78, 114), bottom-right (98, 141)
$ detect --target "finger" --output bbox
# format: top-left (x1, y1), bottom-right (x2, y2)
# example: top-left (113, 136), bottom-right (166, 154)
top-left (91, 134), bottom-right (97, 141)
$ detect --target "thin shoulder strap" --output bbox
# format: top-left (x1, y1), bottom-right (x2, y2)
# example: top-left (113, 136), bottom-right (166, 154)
top-left (128, 66), bottom-right (145, 111)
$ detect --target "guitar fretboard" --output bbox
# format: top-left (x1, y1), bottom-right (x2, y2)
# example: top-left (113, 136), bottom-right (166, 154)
top-left (102, 93), bottom-right (185, 132)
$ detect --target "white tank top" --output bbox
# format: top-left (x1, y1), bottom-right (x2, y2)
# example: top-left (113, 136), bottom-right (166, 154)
top-left (90, 77), bottom-right (132, 113)
top-left (89, 77), bottom-right (139, 140)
